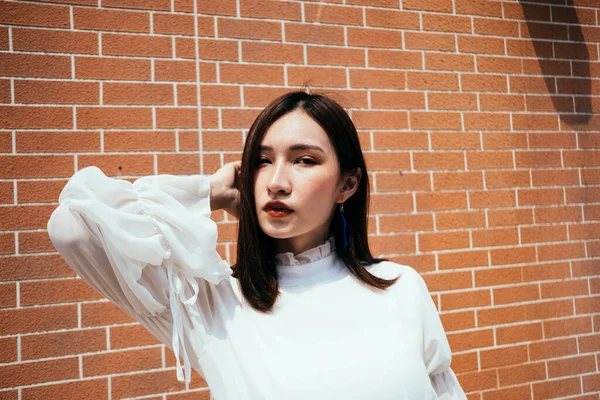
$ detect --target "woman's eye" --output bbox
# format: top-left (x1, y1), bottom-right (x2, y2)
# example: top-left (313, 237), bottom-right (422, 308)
top-left (257, 158), bottom-right (270, 165)
top-left (297, 158), bottom-right (317, 165)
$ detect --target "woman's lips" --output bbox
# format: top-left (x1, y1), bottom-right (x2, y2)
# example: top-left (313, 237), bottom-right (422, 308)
top-left (266, 209), bottom-right (294, 218)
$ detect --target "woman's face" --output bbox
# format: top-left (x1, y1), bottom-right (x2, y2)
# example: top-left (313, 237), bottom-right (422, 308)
top-left (253, 109), bottom-right (352, 254)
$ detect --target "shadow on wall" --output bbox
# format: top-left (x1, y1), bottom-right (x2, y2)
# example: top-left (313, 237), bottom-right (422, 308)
top-left (520, 0), bottom-right (591, 125)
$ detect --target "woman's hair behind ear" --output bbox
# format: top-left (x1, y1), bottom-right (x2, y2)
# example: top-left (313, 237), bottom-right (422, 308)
top-left (232, 91), bottom-right (399, 313)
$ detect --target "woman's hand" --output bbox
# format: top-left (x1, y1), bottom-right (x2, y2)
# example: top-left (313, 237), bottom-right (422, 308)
top-left (209, 161), bottom-right (241, 218)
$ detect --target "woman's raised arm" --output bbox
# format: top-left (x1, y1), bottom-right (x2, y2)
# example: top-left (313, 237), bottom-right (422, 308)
top-left (47, 165), bottom-right (237, 383)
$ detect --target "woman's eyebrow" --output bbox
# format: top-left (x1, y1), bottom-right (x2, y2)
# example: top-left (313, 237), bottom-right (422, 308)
top-left (258, 144), bottom-right (326, 153)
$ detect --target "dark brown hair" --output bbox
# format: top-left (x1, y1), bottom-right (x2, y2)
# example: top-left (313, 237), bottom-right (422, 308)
top-left (232, 91), bottom-right (398, 312)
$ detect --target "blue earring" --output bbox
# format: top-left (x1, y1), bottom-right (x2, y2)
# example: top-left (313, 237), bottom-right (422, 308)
top-left (340, 203), bottom-right (349, 249)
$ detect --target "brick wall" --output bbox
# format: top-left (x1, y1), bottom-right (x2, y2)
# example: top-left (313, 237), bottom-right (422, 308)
top-left (0, 0), bottom-right (599, 399)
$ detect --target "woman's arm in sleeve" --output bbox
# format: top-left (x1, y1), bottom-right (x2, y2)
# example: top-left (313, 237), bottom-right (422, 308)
top-left (411, 270), bottom-right (468, 400)
top-left (47, 166), bottom-right (232, 382)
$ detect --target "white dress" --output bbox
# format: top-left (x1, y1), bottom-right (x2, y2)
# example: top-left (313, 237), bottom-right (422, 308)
top-left (47, 166), bottom-right (467, 400)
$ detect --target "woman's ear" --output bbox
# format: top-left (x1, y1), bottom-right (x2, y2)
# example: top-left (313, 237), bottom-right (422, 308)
top-left (339, 167), bottom-right (361, 202)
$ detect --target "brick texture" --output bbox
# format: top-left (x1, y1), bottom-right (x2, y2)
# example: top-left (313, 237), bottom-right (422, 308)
top-left (0, 0), bottom-right (599, 399)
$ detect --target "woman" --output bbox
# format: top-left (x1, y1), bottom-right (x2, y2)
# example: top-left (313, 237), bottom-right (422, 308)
top-left (48, 91), bottom-right (467, 399)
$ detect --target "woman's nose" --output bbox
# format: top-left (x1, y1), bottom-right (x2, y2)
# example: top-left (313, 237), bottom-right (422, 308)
top-left (267, 163), bottom-right (291, 194)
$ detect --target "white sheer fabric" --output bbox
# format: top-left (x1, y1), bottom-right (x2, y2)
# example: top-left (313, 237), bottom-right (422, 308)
top-left (48, 166), bottom-right (467, 400)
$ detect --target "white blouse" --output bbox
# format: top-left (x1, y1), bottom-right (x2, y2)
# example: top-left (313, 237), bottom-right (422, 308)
top-left (47, 166), bottom-right (467, 400)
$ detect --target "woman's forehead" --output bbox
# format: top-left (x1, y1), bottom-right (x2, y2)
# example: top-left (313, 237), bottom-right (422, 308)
top-left (261, 110), bottom-right (333, 152)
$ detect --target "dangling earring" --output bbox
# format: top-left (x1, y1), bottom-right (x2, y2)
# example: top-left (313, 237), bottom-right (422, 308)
top-left (340, 202), bottom-right (349, 249)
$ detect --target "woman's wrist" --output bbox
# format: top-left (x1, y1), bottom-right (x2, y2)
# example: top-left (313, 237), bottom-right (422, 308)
top-left (209, 174), bottom-right (226, 211)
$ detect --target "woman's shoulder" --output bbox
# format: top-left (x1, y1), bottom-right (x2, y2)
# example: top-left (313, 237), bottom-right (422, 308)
top-left (365, 260), bottom-right (422, 282)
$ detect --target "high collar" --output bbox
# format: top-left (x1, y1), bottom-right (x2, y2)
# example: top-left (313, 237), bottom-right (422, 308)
top-left (275, 236), bottom-right (344, 287)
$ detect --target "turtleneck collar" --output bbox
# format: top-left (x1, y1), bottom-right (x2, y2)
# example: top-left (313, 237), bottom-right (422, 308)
top-left (275, 236), bottom-right (344, 287)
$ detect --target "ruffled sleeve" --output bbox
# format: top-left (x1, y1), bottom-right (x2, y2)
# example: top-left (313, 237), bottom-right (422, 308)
top-left (411, 269), bottom-right (467, 399)
top-left (47, 166), bottom-right (232, 383)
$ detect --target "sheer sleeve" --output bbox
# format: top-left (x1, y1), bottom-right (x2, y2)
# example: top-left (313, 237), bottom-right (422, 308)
top-left (411, 270), bottom-right (468, 400)
top-left (47, 166), bottom-right (232, 382)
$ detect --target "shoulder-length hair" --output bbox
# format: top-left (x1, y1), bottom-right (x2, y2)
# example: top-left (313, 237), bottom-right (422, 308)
top-left (232, 91), bottom-right (398, 312)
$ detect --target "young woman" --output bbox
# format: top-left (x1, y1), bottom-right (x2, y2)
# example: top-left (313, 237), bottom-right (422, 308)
top-left (48, 91), bottom-right (467, 399)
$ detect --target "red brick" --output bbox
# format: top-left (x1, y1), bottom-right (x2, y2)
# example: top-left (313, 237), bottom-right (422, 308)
top-left (370, 194), bottom-right (413, 213)
top-left (112, 370), bottom-right (187, 399)
top-left (18, 231), bottom-right (54, 254)
top-left (242, 42), bottom-right (302, 64)
top-left (422, 14), bottom-right (471, 33)
top-left (494, 284), bottom-right (540, 305)
top-left (576, 295), bottom-right (600, 315)
top-left (83, 348), bottom-right (162, 376)
top-left (475, 266), bottom-right (523, 287)
top-left (536, 206), bottom-right (582, 224)
top-left (81, 301), bottom-right (134, 327)
top-left (498, 362), bottom-right (546, 386)
top-left (0, 155), bottom-right (73, 179)
top-left (22, 379), bottom-right (108, 400)
top-left (496, 322), bottom-right (543, 345)
top-left (0, 106), bottom-right (72, 129)
top-left (368, 50), bottom-right (422, 69)
top-left (375, 172), bottom-right (431, 192)
top-left (527, 299), bottom-right (574, 321)
top-left (474, 18), bottom-right (518, 36)
top-left (103, 0), bottom-right (170, 11)
top-left (347, 27), bottom-right (403, 48)
top-left (74, 7), bottom-right (150, 33)
top-left (0, 282), bottom-right (16, 308)
top-left (464, 112), bottom-right (510, 131)
top-left (370, 92), bottom-right (425, 110)
top-left (102, 33), bottom-right (172, 58)
top-left (419, 231), bottom-right (470, 252)
top-left (0, 305), bottom-right (77, 335)
top-left (425, 53), bottom-right (474, 72)
top-left (221, 108), bottom-right (260, 129)
top-left (533, 377), bottom-right (581, 399)
top-left (545, 316), bottom-right (592, 339)
top-left (414, 152), bottom-right (465, 170)
top-left (17, 180), bottom-right (65, 204)
top-left (0, 358), bottom-right (79, 389)
top-left (404, 0), bottom-right (452, 12)
top-left (13, 27), bottom-right (98, 54)
top-left (16, 131), bottom-right (99, 153)
top-left (438, 250), bottom-right (488, 270)
top-left (447, 329), bottom-right (494, 352)
top-left (507, 39), bottom-right (553, 58)
top-left (110, 324), bottom-right (161, 349)
top-left (285, 22), bottom-right (345, 45)
top-left (521, 225), bottom-right (567, 244)
top-left (481, 385), bottom-right (531, 400)
top-left (416, 192), bottom-right (467, 211)
top-left (196, 0), bottom-right (235, 15)
top-left (307, 46), bottom-right (365, 67)
top-left (103, 82), bottom-right (173, 105)
top-left (481, 345), bottom-right (528, 369)
top-left (365, 8), bottom-right (420, 29)
top-left (461, 73), bottom-right (507, 92)
top-left (198, 38), bottom-right (238, 61)
top-left (220, 63), bottom-right (284, 85)
top-left (0, 1), bottom-right (70, 28)
top-left (441, 289), bottom-right (491, 311)
top-left (218, 17), bottom-right (281, 40)
top-left (157, 153), bottom-right (200, 175)
top-left (77, 107), bottom-right (152, 129)
top-left (154, 13), bottom-right (197, 36)
top-left (440, 310), bottom-right (476, 332)
top-left (467, 151), bottom-right (513, 169)
top-left (15, 80), bottom-right (99, 105)
top-left (0, 53), bottom-right (71, 78)
top-left (428, 93), bottom-right (476, 110)
top-left (479, 94), bottom-right (525, 111)
top-left (437, 210), bottom-right (485, 229)
top-left (304, 3), bottom-right (362, 25)
top-left (408, 72), bottom-right (459, 91)
top-left (379, 214), bottom-right (433, 233)
top-left (518, 188), bottom-right (564, 206)
top-left (368, 234), bottom-right (416, 256)
top-left (78, 154), bottom-right (153, 176)
top-left (431, 132), bottom-right (480, 149)
top-left (458, 36), bottom-right (504, 55)
top-left (104, 131), bottom-right (176, 152)
top-left (350, 70), bottom-right (405, 89)
top-left (364, 151), bottom-right (411, 170)
top-left (239, 0), bottom-right (301, 21)
top-left (488, 208), bottom-right (533, 227)
top-left (76, 56), bottom-right (151, 81)
top-left (470, 189), bottom-right (516, 209)
top-left (410, 112), bottom-right (462, 130)
top-left (353, 111), bottom-right (408, 130)
top-left (21, 278), bottom-right (103, 306)
top-left (22, 329), bottom-right (106, 360)
top-left (405, 32), bottom-right (455, 51)
top-left (482, 132), bottom-right (527, 149)
top-left (0, 254), bottom-right (73, 281)
top-left (538, 242), bottom-right (586, 262)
